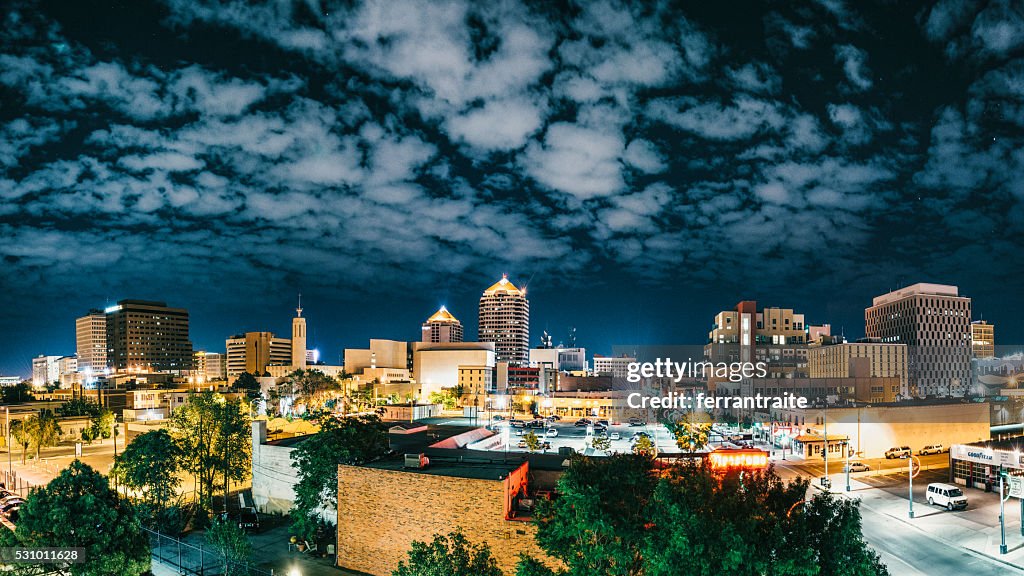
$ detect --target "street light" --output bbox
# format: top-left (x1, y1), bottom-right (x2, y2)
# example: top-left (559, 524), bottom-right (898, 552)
top-left (845, 440), bottom-right (851, 492)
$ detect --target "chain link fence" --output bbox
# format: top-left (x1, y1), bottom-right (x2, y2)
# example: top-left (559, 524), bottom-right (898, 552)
top-left (145, 527), bottom-right (274, 576)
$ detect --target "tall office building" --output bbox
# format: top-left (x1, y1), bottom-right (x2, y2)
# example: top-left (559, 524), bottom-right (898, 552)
top-left (226, 332), bottom-right (292, 378)
top-left (292, 297), bottom-right (307, 369)
top-left (105, 300), bottom-right (193, 373)
top-left (971, 320), bottom-right (995, 359)
top-left (864, 283), bottom-right (971, 397)
top-left (31, 355), bottom-right (63, 387)
top-left (808, 341), bottom-right (909, 398)
top-left (75, 310), bottom-right (107, 372)
top-left (478, 275), bottom-right (530, 365)
top-left (421, 306), bottom-right (464, 343)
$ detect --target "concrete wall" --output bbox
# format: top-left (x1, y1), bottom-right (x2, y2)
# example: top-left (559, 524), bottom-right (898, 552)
top-left (336, 464), bottom-right (555, 575)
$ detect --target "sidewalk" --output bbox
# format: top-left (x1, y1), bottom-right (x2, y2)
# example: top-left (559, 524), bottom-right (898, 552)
top-left (816, 478), bottom-right (1024, 572)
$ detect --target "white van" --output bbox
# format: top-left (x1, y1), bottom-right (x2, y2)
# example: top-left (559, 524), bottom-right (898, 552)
top-left (926, 483), bottom-right (967, 510)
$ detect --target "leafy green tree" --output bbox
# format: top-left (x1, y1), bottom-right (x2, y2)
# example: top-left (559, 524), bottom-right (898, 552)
top-left (10, 420), bottom-right (30, 464)
top-left (111, 429), bottom-right (182, 510)
top-left (58, 398), bottom-right (101, 417)
top-left (290, 413), bottom-right (389, 539)
top-left (169, 392), bottom-right (251, 510)
top-left (520, 456), bottom-right (889, 576)
top-left (232, 371), bottom-right (260, 391)
top-left (393, 530), bottom-right (503, 576)
top-left (288, 369), bottom-right (342, 413)
top-left (206, 516), bottom-right (253, 576)
top-left (428, 385), bottom-right (464, 410)
top-left (81, 425), bottom-right (98, 444)
top-left (91, 407), bottom-right (116, 441)
top-left (26, 410), bottom-right (61, 460)
top-left (3, 460), bottom-right (150, 575)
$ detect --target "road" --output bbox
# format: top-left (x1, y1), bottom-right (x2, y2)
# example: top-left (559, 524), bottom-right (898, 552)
top-left (859, 499), bottom-right (1022, 575)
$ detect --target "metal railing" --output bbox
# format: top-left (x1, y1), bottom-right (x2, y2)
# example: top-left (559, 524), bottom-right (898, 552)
top-left (145, 527), bottom-right (274, 576)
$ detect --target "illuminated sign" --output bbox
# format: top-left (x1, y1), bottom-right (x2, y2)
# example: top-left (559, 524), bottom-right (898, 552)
top-left (709, 449), bottom-right (769, 470)
top-left (104, 305), bottom-right (122, 314)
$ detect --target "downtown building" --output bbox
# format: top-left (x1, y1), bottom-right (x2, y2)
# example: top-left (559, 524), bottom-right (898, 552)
top-left (808, 340), bottom-right (909, 398)
top-left (421, 306), bottom-right (464, 343)
top-left (105, 299), bottom-right (193, 374)
top-left (864, 283), bottom-right (972, 397)
top-left (970, 320), bottom-right (995, 359)
top-left (477, 275), bottom-right (529, 365)
top-left (226, 332), bottom-right (292, 378)
top-left (75, 309), bottom-right (107, 373)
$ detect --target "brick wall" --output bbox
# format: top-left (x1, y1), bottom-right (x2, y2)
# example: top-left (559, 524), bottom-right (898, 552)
top-left (337, 463), bottom-right (556, 575)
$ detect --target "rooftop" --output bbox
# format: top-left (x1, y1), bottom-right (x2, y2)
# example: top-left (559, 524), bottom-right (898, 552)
top-left (425, 306), bottom-right (460, 324)
top-left (362, 455), bottom-right (524, 481)
top-left (871, 282), bottom-right (962, 306)
top-left (483, 274), bottom-right (524, 296)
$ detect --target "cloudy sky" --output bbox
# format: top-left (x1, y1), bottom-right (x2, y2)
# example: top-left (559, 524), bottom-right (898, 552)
top-left (2, 0), bottom-right (1023, 376)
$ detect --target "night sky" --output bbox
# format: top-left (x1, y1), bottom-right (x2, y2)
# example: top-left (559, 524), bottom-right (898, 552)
top-left (2, 0), bottom-right (1023, 377)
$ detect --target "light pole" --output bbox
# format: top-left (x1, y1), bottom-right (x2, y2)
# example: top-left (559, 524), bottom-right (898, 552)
top-left (822, 402), bottom-right (829, 492)
top-left (5, 407), bottom-right (11, 482)
top-left (908, 455), bottom-right (920, 518)
top-left (845, 440), bottom-right (851, 492)
top-left (1000, 466), bottom-right (1008, 554)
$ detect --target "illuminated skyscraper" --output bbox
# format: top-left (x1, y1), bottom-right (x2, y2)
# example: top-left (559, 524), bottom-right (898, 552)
top-left (75, 309), bottom-right (107, 372)
top-left (478, 275), bottom-right (529, 365)
top-left (105, 300), bottom-right (193, 373)
top-left (421, 306), bottom-right (464, 343)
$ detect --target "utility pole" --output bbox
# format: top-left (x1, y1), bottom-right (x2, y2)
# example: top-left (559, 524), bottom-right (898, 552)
top-left (908, 454), bottom-right (914, 519)
top-left (845, 440), bottom-right (851, 492)
top-left (1000, 466), bottom-right (1008, 554)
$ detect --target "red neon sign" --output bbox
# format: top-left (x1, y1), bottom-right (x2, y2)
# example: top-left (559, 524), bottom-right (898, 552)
top-left (709, 449), bottom-right (769, 470)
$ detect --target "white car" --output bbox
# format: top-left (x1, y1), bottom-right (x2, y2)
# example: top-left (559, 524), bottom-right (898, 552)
top-left (919, 444), bottom-right (946, 455)
top-left (844, 462), bottom-right (870, 472)
top-left (610, 431), bottom-right (621, 440)
top-left (545, 428), bottom-right (558, 437)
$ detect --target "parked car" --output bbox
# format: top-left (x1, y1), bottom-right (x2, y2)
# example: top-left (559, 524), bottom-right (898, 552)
top-left (927, 483), bottom-right (968, 510)
top-left (492, 415), bottom-right (505, 421)
top-left (237, 507), bottom-right (260, 531)
top-left (527, 419), bottom-right (545, 429)
top-left (545, 414), bottom-right (562, 421)
top-left (509, 419), bottom-right (526, 428)
top-left (610, 431), bottom-right (622, 441)
top-left (596, 420), bottom-right (610, 428)
top-left (545, 428), bottom-right (559, 437)
top-left (593, 423), bottom-right (607, 433)
top-left (628, 417), bottom-right (645, 427)
top-left (919, 444), bottom-right (946, 455)
top-left (574, 418), bottom-right (593, 427)
top-left (884, 446), bottom-right (912, 459)
top-left (844, 461), bottom-right (870, 472)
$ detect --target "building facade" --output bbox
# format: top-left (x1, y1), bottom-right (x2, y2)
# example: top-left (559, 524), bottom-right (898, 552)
top-left (592, 355), bottom-right (636, 379)
top-left (31, 355), bottom-right (63, 387)
top-left (808, 342), bottom-right (909, 398)
top-left (225, 332), bottom-right (291, 378)
top-left (412, 342), bottom-right (495, 399)
top-left (75, 310), bottom-right (107, 373)
top-left (478, 275), bottom-right (530, 365)
top-left (971, 320), bottom-right (995, 359)
top-left (105, 300), bottom-right (193, 373)
top-left (421, 306), bottom-right (464, 343)
top-left (864, 283), bottom-right (972, 397)
top-left (292, 300), bottom-right (307, 370)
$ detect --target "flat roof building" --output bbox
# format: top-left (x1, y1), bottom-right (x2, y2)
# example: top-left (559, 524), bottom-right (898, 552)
top-left (105, 299), bottom-right (192, 373)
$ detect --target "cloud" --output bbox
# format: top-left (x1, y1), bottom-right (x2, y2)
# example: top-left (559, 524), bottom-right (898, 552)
top-left (446, 98), bottom-right (545, 151)
top-left (834, 45), bottom-right (873, 91)
top-left (646, 96), bottom-right (787, 140)
top-left (524, 123), bottom-right (626, 199)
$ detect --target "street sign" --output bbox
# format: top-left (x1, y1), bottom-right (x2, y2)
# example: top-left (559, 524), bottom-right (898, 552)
top-left (74, 442), bottom-right (82, 457)
top-left (1008, 475), bottom-right (1024, 499)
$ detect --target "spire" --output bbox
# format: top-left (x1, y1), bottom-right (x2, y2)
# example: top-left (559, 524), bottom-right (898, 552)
top-left (296, 293), bottom-right (303, 318)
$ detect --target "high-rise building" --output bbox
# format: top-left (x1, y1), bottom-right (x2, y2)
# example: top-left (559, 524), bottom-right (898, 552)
top-left (75, 310), bottom-right (107, 372)
top-left (971, 320), bottom-right (995, 359)
top-left (421, 306), bottom-right (464, 343)
top-left (592, 355), bottom-right (636, 379)
top-left (205, 352), bottom-right (227, 381)
top-left (31, 355), bottom-right (63, 387)
top-left (225, 332), bottom-right (292, 378)
top-left (292, 297), bottom-right (307, 369)
top-left (478, 275), bottom-right (529, 365)
top-left (105, 300), bottom-right (193, 373)
top-left (864, 283), bottom-right (971, 397)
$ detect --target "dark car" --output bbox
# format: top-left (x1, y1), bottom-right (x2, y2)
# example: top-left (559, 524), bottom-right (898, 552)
top-left (596, 420), bottom-right (610, 427)
top-left (628, 417), bottom-right (645, 427)
top-left (545, 415), bottom-right (561, 421)
top-left (509, 419), bottom-right (526, 428)
top-left (237, 508), bottom-right (260, 531)
top-left (526, 419), bottom-right (545, 428)
top-left (574, 418), bottom-right (593, 427)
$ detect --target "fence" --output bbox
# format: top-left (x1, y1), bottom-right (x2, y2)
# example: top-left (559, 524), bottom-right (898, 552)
top-left (1, 469), bottom-right (38, 497)
top-left (145, 527), bottom-right (274, 576)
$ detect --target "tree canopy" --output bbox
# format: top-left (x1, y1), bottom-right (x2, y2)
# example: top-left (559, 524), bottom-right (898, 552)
top-left (169, 392), bottom-right (250, 510)
top-left (521, 454), bottom-right (888, 576)
top-left (393, 530), bottom-right (503, 576)
top-left (1, 460), bottom-right (150, 576)
top-left (112, 429), bottom-right (182, 508)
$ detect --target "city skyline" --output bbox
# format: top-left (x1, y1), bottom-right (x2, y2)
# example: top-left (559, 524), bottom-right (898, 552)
top-left (3, 0), bottom-right (1024, 376)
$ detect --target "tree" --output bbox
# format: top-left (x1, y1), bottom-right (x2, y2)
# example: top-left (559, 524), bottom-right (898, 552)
top-left (232, 371), bottom-right (259, 391)
top-left (111, 429), bottom-right (182, 509)
top-left (3, 460), bottom-right (149, 575)
top-left (10, 420), bottom-right (30, 464)
top-left (91, 407), bottom-right (116, 442)
top-left (58, 398), bottom-right (101, 418)
top-left (25, 411), bottom-right (60, 461)
top-left (169, 392), bottom-right (251, 510)
top-left (590, 434), bottom-right (611, 453)
top-left (0, 382), bottom-right (34, 404)
top-left (393, 530), bottom-right (503, 576)
top-left (206, 516), bottom-right (253, 576)
top-left (668, 413), bottom-right (711, 452)
top-left (524, 431), bottom-right (542, 453)
top-left (287, 369), bottom-right (342, 414)
top-left (290, 413), bottom-right (389, 539)
top-left (631, 435), bottom-right (655, 457)
top-left (519, 456), bottom-right (889, 576)
top-left (428, 386), bottom-right (464, 410)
